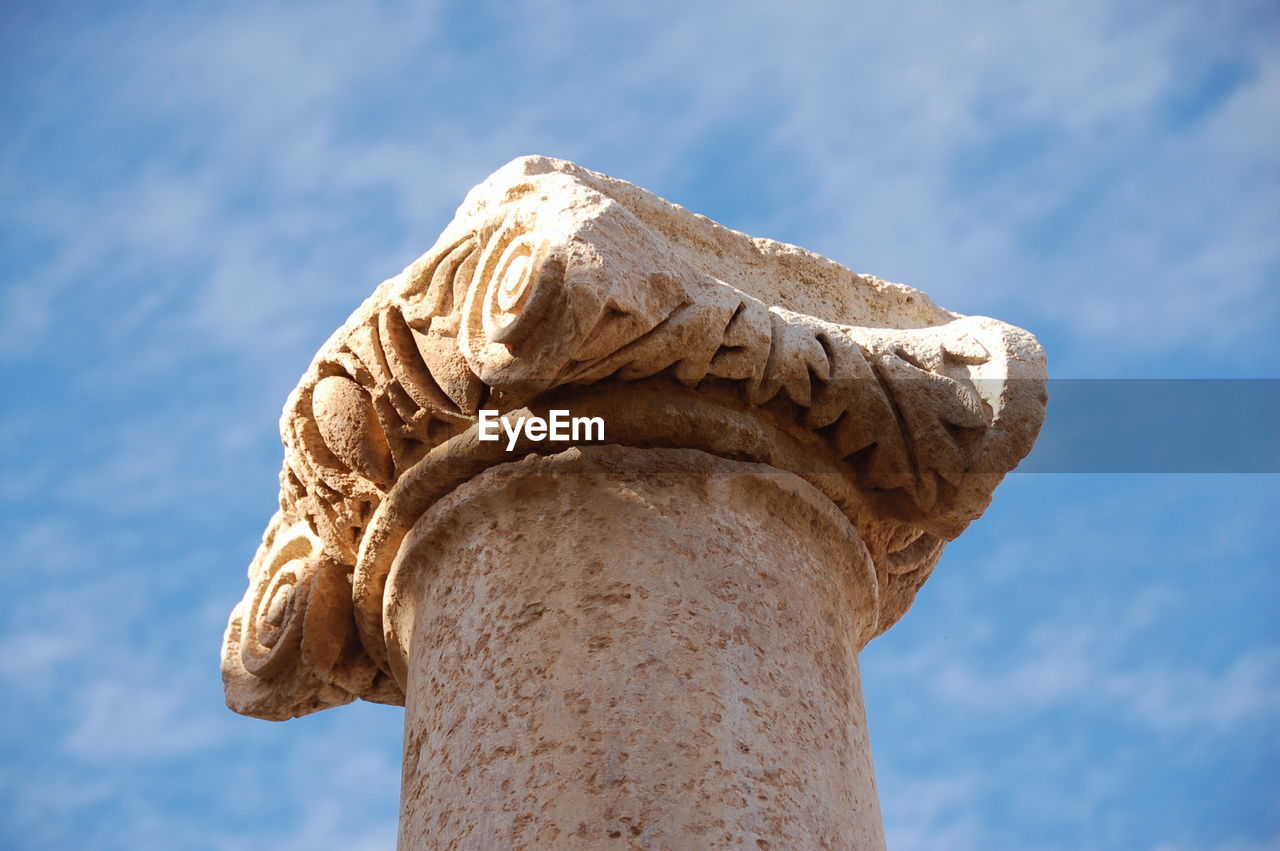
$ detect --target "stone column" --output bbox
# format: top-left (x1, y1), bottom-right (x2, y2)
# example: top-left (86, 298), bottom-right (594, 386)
top-left (221, 155), bottom-right (1047, 849)
top-left (387, 447), bottom-right (883, 848)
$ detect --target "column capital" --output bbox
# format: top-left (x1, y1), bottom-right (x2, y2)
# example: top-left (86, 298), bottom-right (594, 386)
top-left (222, 155), bottom-right (1046, 720)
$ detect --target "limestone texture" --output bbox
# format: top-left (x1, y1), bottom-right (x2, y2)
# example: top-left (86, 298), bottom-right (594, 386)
top-left (391, 447), bottom-right (883, 849)
top-left (220, 155), bottom-right (1047, 848)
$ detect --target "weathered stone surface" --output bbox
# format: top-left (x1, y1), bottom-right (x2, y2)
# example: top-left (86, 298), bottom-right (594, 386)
top-left (223, 155), bottom-right (1045, 720)
top-left (221, 155), bottom-right (1046, 847)
top-left (391, 446), bottom-right (884, 849)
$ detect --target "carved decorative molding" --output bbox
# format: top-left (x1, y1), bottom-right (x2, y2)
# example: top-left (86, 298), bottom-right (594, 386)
top-left (222, 156), bottom-right (1047, 720)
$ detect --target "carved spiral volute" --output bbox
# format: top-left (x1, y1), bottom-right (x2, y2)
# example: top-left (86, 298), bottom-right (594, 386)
top-left (461, 217), bottom-right (566, 387)
top-left (239, 523), bottom-right (319, 678)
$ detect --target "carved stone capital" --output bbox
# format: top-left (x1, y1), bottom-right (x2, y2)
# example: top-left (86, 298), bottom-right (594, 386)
top-left (222, 156), bottom-right (1046, 720)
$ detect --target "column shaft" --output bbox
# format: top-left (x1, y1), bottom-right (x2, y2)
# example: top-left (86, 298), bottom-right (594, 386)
top-left (391, 446), bottom-right (885, 849)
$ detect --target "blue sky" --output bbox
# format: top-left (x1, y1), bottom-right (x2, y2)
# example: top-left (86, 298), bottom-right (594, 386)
top-left (1, 1), bottom-right (1276, 848)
